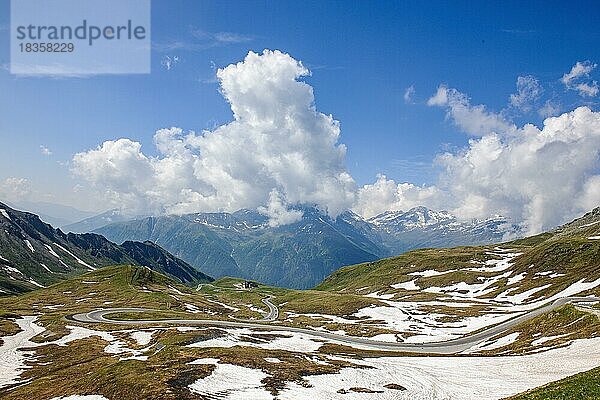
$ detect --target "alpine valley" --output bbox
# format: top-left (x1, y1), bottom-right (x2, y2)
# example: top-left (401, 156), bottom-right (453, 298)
top-left (88, 205), bottom-right (521, 289)
top-left (1, 201), bottom-right (600, 400)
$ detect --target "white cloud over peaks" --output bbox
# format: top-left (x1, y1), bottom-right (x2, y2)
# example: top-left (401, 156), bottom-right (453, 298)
top-left (383, 81), bottom-right (600, 234)
top-left (561, 61), bottom-right (599, 97)
top-left (428, 85), bottom-right (516, 136)
top-left (354, 174), bottom-right (446, 218)
top-left (510, 75), bottom-right (543, 112)
top-left (72, 53), bottom-right (600, 232)
top-left (257, 190), bottom-right (304, 227)
top-left (72, 50), bottom-right (356, 222)
top-left (436, 106), bottom-right (600, 234)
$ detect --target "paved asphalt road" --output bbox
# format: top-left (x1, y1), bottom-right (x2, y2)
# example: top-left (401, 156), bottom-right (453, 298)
top-left (71, 296), bottom-right (600, 355)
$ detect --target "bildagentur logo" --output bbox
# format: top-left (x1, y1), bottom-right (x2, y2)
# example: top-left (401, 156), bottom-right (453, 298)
top-left (10, 0), bottom-right (151, 75)
top-left (15, 19), bottom-right (147, 47)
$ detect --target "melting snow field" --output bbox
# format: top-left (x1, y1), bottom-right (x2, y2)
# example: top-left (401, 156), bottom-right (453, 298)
top-left (464, 332), bottom-right (520, 353)
top-left (0, 319), bottom-right (163, 389)
top-left (0, 316), bottom-right (45, 388)
top-left (186, 336), bottom-right (600, 400)
top-left (189, 361), bottom-right (271, 399)
top-left (328, 249), bottom-right (600, 343)
top-left (187, 327), bottom-right (326, 352)
top-left (2, 315), bottom-right (600, 399)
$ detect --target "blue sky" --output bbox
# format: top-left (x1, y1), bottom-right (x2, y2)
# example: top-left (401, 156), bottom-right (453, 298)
top-left (0, 0), bottom-right (599, 230)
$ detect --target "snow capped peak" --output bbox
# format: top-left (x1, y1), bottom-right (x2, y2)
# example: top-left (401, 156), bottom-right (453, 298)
top-left (364, 206), bottom-right (520, 243)
top-left (367, 210), bottom-right (405, 225)
top-left (368, 207), bottom-right (455, 230)
top-left (338, 210), bottom-right (366, 223)
top-left (191, 211), bottom-right (268, 231)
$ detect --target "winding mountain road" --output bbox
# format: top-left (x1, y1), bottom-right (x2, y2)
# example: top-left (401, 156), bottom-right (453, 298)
top-left (70, 296), bottom-right (600, 355)
top-left (261, 296), bottom-right (279, 321)
top-left (230, 295), bottom-right (278, 322)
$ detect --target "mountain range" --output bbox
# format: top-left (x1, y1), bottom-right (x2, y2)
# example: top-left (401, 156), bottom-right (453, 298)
top-left (92, 205), bottom-right (521, 288)
top-left (0, 202), bottom-right (212, 294)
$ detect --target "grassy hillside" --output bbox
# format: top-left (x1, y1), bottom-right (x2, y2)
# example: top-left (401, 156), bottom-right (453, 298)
top-left (315, 207), bottom-right (600, 304)
top-left (507, 367), bottom-right (600, 400)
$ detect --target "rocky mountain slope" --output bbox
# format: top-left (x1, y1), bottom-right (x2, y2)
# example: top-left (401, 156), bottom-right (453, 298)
top-left (93, 205), bottom-right (519, 289)
top-left (0, 203), bottom-right (212, 294)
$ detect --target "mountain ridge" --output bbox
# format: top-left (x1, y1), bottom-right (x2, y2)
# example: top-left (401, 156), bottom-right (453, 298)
top-left (93, 205), bottom-right (519, 288)
top-left (0, 202), bottom-right (212, 294)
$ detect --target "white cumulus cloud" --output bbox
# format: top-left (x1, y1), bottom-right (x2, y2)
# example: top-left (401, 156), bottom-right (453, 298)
top-left (357, 106), bottom-right (600, 234)
top-left (509, 75), bottom-right (543, 112)
top-left (72, 50), bottom-right (356, 223)
top-left (428, 85), bottom-right (516, 136)
top-left (561, 61), bottom-right (599, 97)
top-left (257, 189), bottom-right (304, 227)
top-left (354, 174), bottom-right (446, 218)
top-left (437, 106), bottom-right (600, 234)
top-left (72, 53), bottom-right (600, 234)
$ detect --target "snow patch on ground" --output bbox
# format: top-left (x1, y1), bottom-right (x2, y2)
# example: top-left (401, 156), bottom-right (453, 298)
top-left (353, 300), bottom-right (520, 343)
top-left (423, 271), bottom-right (511, 300)
top-left (169, 285), bottom-right (188, 296)
top-left (464, 251), bottom-right (521, 273)
top-left (495, 284), bottom-right (551, 304)
top-left (53, 243), bottom-right (95, 270)
top-left (408, 269), bottom-right (457, 278)
top-left (507, 272), bottom-right (526, 285)
top-left (187, 327), bottom-right (325, 352)
top-left (276, 337), bottom-right (600, 400)
top-left (24, 240), bottom-right (35, 253)
top-left (391, 280), bottom-right (420, 291)
top-left (0, 209), bottom-right (11, 220)
top-left (185, 303), bottom-right (202, 313)
top-left (0, 316), bottom-right (45, 388)
top-left (130, 330), bottom-right (155, 346)
top-left (581, 220), bottom-right (600, 228)
top-left (189, 360), bottom-right (272, 399)
top-left (466, 332), bottom-right (520, 353)
top-left (43, 304), bottom-right (65, 310)
top-left (40, 263), bottom-right (53, 273)
top-left (44, 244), bottom-right (61, 259)
top-left (187, 335), bottom-right (600, 400)
top-left (532, 333), bottom-right (573, 346)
